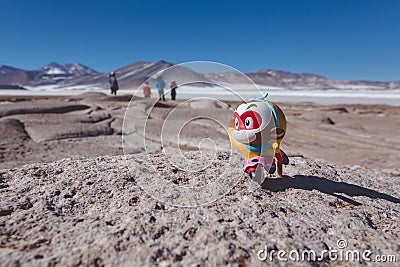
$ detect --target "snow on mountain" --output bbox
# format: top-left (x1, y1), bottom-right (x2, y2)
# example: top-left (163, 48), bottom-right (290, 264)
top-left (40, 62), bottom-right (98, 76)
top-left (63, 63), bottom-right (98, 75)
top-left (40, 62), bottom-right (68, 75)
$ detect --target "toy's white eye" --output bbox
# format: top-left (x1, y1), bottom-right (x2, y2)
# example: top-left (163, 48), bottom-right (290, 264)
top-left (234, 117), bottom-right (239, 129)
top-left (245, 117), bottom-right (253, 129)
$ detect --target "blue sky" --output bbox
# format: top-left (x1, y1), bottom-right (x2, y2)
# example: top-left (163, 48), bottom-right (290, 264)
top-left (1, 0), bottom-right (399, 81)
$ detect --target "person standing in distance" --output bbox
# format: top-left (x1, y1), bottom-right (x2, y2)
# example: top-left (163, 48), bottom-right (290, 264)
top-left (156, 76), bottom-right (165, 101)
top-left (143, 81), bottom-right (151, 98)
top-left (170, 80), bottom-right (177, 100)
top-left (108, 72), bottom-right (119, 96)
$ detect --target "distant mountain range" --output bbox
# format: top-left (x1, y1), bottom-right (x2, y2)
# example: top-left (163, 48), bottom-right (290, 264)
top-left (0, 61), bottom-right (399, 90)
top-left (0, 63), bottom-right (101, 89)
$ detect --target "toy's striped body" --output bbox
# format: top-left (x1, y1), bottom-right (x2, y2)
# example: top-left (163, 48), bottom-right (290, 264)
top-left (228, 99), bottom-right (288, 177)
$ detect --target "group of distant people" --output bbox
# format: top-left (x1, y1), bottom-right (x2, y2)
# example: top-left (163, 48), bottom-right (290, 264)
top-left (108, 72), bottom-right (177, 100)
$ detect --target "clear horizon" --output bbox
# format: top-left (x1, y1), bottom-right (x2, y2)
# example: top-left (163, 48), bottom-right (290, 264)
top-left (1, 0), bottom-right (399, 81)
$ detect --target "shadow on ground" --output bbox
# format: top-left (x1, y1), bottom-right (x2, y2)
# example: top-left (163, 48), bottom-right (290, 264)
top-left (261, 175), bottom-right (400, 206)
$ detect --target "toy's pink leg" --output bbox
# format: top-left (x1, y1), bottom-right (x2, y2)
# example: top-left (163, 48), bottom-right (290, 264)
top-left (277, 161), bottom-right (283, 177)
top-left (275, 152), bottom-right (283, 177)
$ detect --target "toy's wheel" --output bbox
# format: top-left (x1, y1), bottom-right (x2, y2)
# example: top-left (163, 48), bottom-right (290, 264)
top-left (249, 165), bottom-right (264, 185)
top-left (281, 150), bottom-right (289, 165)
top-left (268, 163), bottom-right (276, 174)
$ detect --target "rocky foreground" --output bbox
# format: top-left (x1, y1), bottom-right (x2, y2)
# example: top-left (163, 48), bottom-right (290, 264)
top-left (1, 152), bottom-right (399, 266)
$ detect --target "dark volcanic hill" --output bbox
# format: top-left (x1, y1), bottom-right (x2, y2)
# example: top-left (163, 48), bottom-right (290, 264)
top-left (0, 65), bottom-right (23, 74)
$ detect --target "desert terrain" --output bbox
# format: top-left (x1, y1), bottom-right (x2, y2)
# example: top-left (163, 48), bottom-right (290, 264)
top-left (0, 92), bottom-right (399, 170)
top-left (0, 93), bottom-right (399, 266)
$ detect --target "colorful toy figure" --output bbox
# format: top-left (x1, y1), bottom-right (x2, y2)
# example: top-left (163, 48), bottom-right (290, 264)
top-left (228, 93), bottom-right (289, 180)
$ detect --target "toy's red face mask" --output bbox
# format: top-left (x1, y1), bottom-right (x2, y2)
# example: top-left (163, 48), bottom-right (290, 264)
top-left (232, 101), bottom-right (273, 144)
top-left (234, 111), bottom-right (262, 131)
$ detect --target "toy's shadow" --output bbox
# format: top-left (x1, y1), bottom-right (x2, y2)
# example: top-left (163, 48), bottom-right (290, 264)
top-left (261, 175), bottom-right (400, 206)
